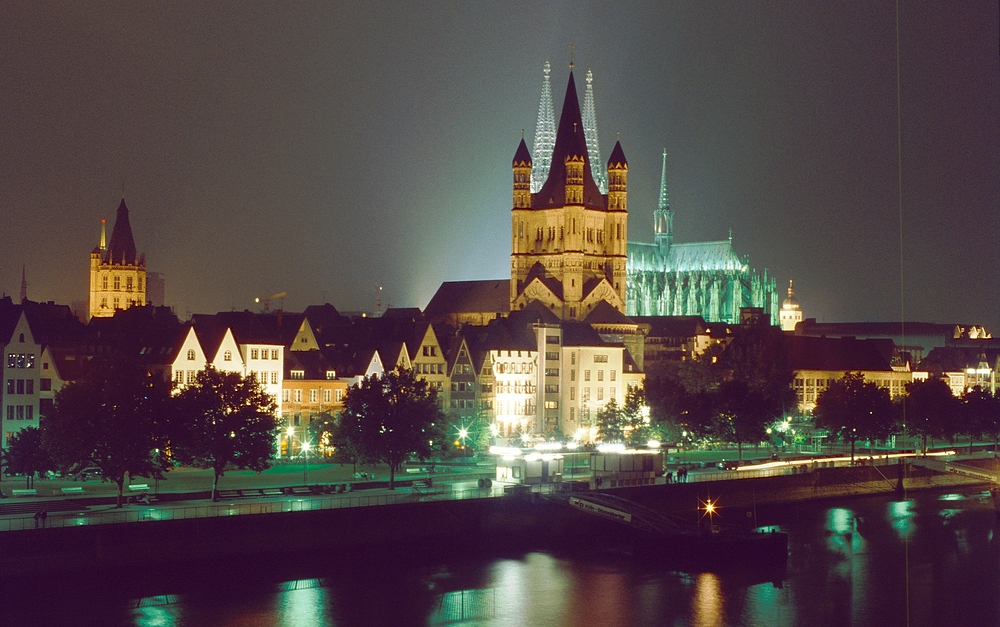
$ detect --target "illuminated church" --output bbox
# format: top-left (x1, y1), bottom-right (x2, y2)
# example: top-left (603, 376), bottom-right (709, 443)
top-left (522, 62), bottom-right (778, 325)
top-left (89, 199), bottom-right (147, 319)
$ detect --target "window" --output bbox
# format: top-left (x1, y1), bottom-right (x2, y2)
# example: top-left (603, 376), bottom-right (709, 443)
top-left (582, 388), bottom-right (590, 401)
top-left (570, 387), bottom-right (575, 400)
top-left (16, 406), bottom-right (24, 420)
top-left (584, 370), bottom-right (591, 381)
top-left (544, 384), bottom-right (558, 393)
top-left (545, 352), bottom-right (558, 361)
top-left (610, 387), bottom-right (616, 401)
top-left (26, 380), bottom-right (33, 395)
top-left (224, 350), bottom-right (232, 361)
top-left (594, 355), bottom-right (608, 363)
top-left (271, 372), bottom-right (278, 384)
top-left (282, 390), bottom-right (290, 402)
top-left (113, 276), bottom-right (120, 290)
top-left (294, 390), bottom-right (302, 403)
top-left (598, 387), bottom-right (604, 401)
top-left (5, 407), bottom-right (11, 421)
top-left (261, 350), bottom-right (269, 360)
top-left (326, 371), bottom-right (336, 380)
top-left (174, 371), bottom-right (184, 384)
top-left (310, 390), bottom-right (318, 403)
top-left (138, 277), bottom-right (143, 291)
top-left (610, 370), bottom-right (616, 382)
top-left (545, 368), bottom-right (559, 377)
top-left (126, 276), bottom-right (133, 291)
top-left (25, 405), bottom-right (33, 421)
top-left (571, 353), bottom-right (576, 365)
top-left (598, 370), bottom-right (604, 382)
top-left (102, 276), bottom-right (108, 290)
top-left (16, 380), bottom-right (24, 394)
top-left (40, 378), bottom-right (51, 391)
top-left (186, 371), bottom-right (195, 384)
top-left (544, 401), bottom-right (558, 409)
top-left (546, 335), bottom-right (560, 344)
top-left (272, 349), bottom-right (279, 360)
top-left (324, 389), bottom-right (332, 403)
top-left (5, 380), bottom-right (12, 394)
top-left (335, 389), bottom-right (343, 402)
top-left (290, 371), bottom-right (304, 380)
top-left (570, 407), bottom-right (575, 421)
top-left (251, 349), bottom-right (259, 360)
top-left (571, 369), bottom-right (575, 382)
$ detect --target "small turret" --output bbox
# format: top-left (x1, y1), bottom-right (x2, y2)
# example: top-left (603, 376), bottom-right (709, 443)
top-left (654, 149), bottom-right (673, 254)
top-left (606, 140), bottom-right (628, 211)
top-left (512, 136), bottom-right (532, 209)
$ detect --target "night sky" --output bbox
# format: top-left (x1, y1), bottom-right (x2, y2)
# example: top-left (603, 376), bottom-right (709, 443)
top-left (2, 2), bottom-right (997, 330)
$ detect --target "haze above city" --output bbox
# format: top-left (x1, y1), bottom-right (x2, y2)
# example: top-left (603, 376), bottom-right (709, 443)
top-left (1, 2), bottom-right (996, 330)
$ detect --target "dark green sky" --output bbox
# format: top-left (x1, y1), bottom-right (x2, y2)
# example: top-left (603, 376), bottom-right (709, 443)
top-left (1, 2), bottom-right (996, 330)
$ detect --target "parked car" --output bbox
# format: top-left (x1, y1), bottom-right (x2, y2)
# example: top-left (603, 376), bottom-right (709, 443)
top-left (717, 460), bottom-right (739, 471)
top-left (75, 467), bottom-right (102, 481)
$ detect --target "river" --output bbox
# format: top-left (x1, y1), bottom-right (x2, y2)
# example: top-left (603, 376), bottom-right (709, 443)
top-left (5, 487), bottom-right (998, 626)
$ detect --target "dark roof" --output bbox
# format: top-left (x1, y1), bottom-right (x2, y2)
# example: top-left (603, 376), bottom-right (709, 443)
top-left (0, 297), bottom-right (23, 342)
top-left (381, 308), bottom-right (425, 321)
top-left (794, 320), bottom-right (961, 339)
top-left (513, 138), bottom-right (532, 167)
top-left (509, 300), bottom-right (561, 326)
top-left (195, 311), bottom-right (281, 345)
top-left (607, 140), bottom-right (627, 168)
top-left (562, 322), bottom-right (606, 347)
top-left (285, 350), bottom-right (334, 379)
top-left (104, 198), bottom-right (140, 265)
top-left (584, 301), bottom-right (633, 325)
top-left (920, 347), bottom-right (1000, 373)
top-left (424, 280), bottom-right (511, 319)
top-left (786, 335), bottom-right (895, 372)
top-left (532, 71), bottom-right (606, 211)
top-left (631, 315), bottom-right (709, 338)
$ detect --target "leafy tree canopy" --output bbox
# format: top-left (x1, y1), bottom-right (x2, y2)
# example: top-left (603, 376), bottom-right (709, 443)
top-left (43, 353), bottom-right (171, 507)
top-left (813, 372), bottom-right (897, 461)
top-left (335, 369), bottom-right (445, 488)
top-left (172, 366), bottom-right (279, 501)
top-left (4, 426), bottom-right (55, 489)
top-left (904, 377), bottom-right (961, 453)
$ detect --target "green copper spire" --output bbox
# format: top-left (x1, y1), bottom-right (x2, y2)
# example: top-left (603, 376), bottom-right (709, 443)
top-left (658, 148), bottom-right (669, 210)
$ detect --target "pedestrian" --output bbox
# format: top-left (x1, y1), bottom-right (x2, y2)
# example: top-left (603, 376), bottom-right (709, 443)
top-left (40, 510), bottom-right (47, 528)
top-left (33, 510), bottom-right (41, 528)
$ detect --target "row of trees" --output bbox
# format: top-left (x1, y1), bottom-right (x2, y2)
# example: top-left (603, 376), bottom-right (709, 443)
top-left (642, 325), bottom-right (1000, 459)
top-left (815, 375), bottom-right (1000, 459)
top-left (3, 354), bottom-right (279, 505)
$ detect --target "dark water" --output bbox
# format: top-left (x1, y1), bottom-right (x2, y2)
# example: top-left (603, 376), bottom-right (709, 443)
top-left (7, 488), bottom-right (999, 627)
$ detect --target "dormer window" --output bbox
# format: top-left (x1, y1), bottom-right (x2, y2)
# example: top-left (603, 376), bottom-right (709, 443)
top-left (326, 370), bottom-right (336, 380)
top-left (290, 370), bottom-right (304, 380)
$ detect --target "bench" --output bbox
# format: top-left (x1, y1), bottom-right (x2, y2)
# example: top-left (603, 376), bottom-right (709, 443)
top-left (127, 484), bottom-right (150, 492)
top-left (290, 486), bottom-right (313, 496)
top-left (260, 488), bottom-right (284, 497)
top-left (60, 487), bottom-right (85, 495)
top-left (11, 489), bottom-right (37, 497)
top-left (216, 490), bottom-right (244, 500)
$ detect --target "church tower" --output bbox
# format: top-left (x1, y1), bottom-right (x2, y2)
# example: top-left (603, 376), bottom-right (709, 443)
top-left (511, 68), bottom-right (628, 320)
top-left (89, 198), bottom-right (147, 319)
top-left (779, 280), bottom-right (803, 331)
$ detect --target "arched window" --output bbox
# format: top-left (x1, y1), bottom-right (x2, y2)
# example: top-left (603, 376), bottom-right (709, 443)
top-left (187, 349), bottom-right (195, 360)
top-left (223, 350), bottom-right (232, 362)
top-left (19, 333), bottom-right (25, 342)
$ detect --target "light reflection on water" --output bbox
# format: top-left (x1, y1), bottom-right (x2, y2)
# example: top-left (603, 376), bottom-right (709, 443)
top-left (97, 491), bottom-right (1000, 627)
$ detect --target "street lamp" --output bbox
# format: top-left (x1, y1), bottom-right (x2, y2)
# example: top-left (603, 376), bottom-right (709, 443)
top-left (301, 441), bottom-right (311, 484)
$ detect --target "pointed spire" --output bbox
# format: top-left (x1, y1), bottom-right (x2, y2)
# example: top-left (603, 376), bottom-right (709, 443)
top-left (658, 149), bottom-right (670, 210)
top-left (104, 198), bottom-right (139, 265)
top-left (530, 61), bottom-right (556, 193)
top-left (533, 69), bottom-right (604, 210)
top-left (100, 218), bottom-right (107, 252)
top-left (19, 265), bottom-right (27, 303)
top-left (512, 137), bottom-right (532, 167)
top-left (582, 69), bottom-right (607, 194)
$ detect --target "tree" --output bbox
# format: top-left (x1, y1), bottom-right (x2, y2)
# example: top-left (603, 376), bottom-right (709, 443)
top-left (4, 427), bottom-right (55, 489)
top-left (172, 367), bottom-right (279, 501)
top-left (43, 353), bottom-right (171, 507)
top-left (904, 378), bottom-right (961, 454)
top-left (963, 387), bottom-right (1000, 456)
top-left (714, 325), bottom-right (796, 460)
top-left (813, 372), bottom-right (897, 463)
top-left (335, 369), bottom-right (445, 489)
top-left (596, 398), bottom-right (625, 443)
top-left (620, 386), bottom-right (652, 446)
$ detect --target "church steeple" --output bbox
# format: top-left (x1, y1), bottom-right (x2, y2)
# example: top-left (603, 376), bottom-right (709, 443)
top-left (582, 69), bottom-right (607, 194)
top-left (19, 265), bottom-right (27, 304)
top-left (530, 62), bottom-right (556, 194)
top-left (654, 149), bottom-right (674, 253)
top-left (512, 135), bottom-right (532, 209)
top-left (105, 198), bottom-right (140, 266)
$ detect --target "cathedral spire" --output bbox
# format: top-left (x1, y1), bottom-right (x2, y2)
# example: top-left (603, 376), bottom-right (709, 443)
top-left (530, 61), bottom-right (556, 193)
top-left (99, 218), bottom-right (107, 252)
top-left (658, 148), bottom-right (670, 210)
top-left (582, 69), bottom-right (607, 194)
top-left (105, 198), bottom-right (139, 265)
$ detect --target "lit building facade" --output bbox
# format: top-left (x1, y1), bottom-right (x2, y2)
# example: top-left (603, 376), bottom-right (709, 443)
top-left (89, 199), bottom-right (146, 319)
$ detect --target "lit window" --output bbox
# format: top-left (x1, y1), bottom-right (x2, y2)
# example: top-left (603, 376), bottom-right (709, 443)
top-left (310, 389), bottom-right (318, 403)
top-left (324, 389), bottom-right (331, 403)
top-left (294, 390), bottom-right (302, 403)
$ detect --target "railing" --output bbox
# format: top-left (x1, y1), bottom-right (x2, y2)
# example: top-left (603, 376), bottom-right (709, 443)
top-left (0, 485), bottom-right (507, 532)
